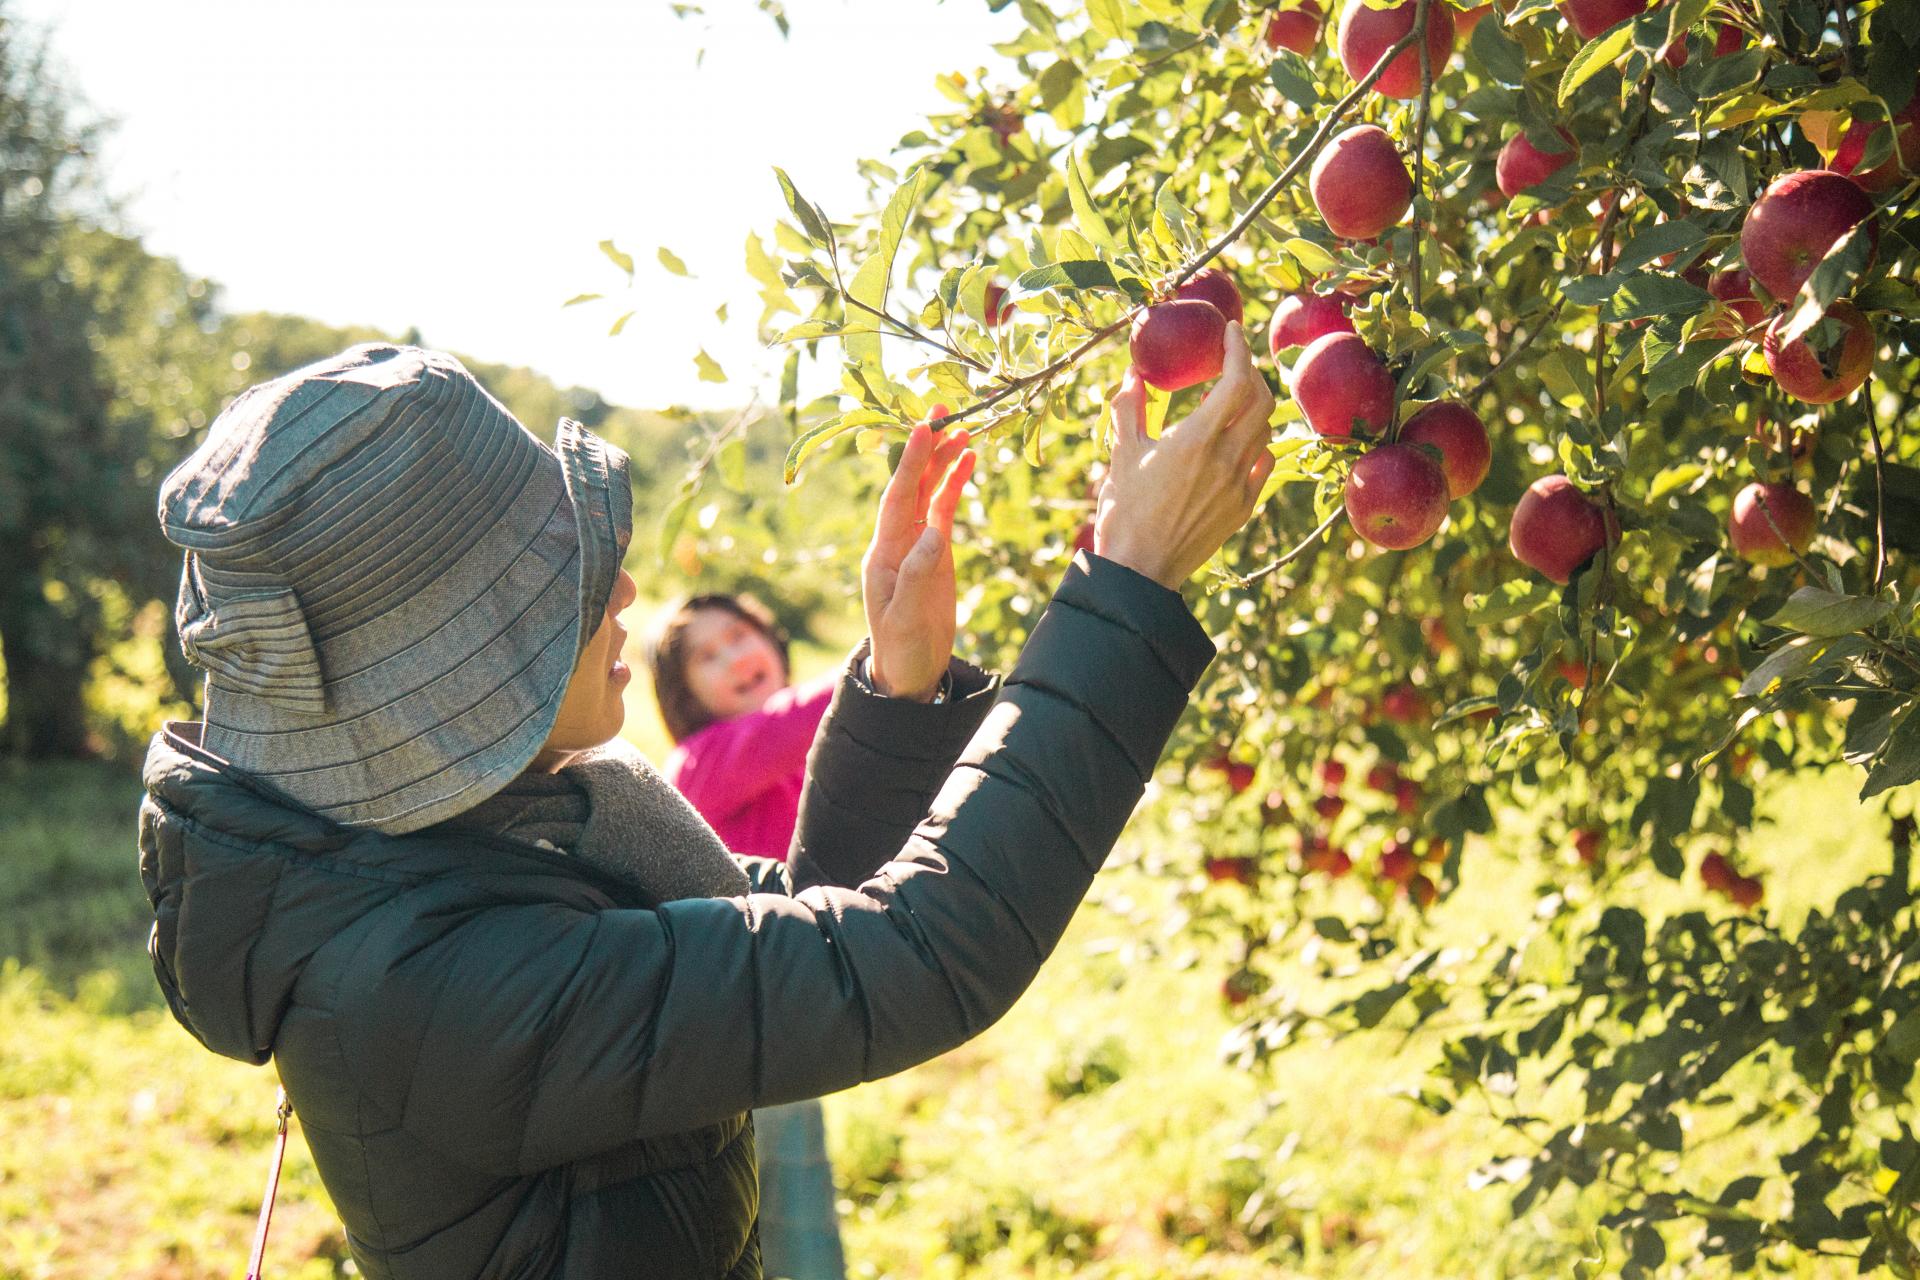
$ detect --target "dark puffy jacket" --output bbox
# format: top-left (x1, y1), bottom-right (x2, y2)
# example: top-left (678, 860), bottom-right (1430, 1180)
top-left (138, 555), bottom-right (1213, 1278)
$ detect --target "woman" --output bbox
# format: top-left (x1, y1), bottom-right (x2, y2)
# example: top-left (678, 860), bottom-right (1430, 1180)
top-left (138, 334), bottom-right (1274, 1279)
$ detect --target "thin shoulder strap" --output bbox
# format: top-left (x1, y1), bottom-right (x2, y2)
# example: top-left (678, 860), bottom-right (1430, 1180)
top-left (244, 1087), bottom-right (294, 1280)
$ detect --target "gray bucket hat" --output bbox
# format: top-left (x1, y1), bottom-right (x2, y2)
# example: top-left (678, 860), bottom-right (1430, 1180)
top-left (158, 342), bottom-right (633, 834)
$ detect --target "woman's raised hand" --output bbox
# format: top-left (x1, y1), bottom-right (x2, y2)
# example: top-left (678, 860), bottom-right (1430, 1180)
top-left (1094, 321), bottom-right (1276, 590)
top-left (862, 419), bottom-right (976, 701)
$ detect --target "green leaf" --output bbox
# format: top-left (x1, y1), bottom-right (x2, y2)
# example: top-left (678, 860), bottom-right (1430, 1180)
top-left (1559, 20), bottom-right (1638, 104)
top-left (656, 246), bottom-right (692, 277)
top-left (784, 415), bottom-right (853, 483)
top-left (562, 292), bottom-right (603, 307)
top-left (608, 310), bottom-right (635, 337)
top-left (599, 239), bottom-right (635, 280)
top-left (1067, 151), bottom-right (1119, 257)
top-left (1014, 259), bottom-right (1120, 293)
top-left (1613, 220), bottom-right (1708, 275)
top-left (1644, 337), bottom-right (1734, 403)
top-left (1861, 710), bottom-right (1920, 799)
top-left (656, 486), bottom-right (695, 557)
top-left (1599, 273), bottom-right (1711, 324)
top-left (1776, 221), bottom-right (1875, 345)
top-left (1268, 52), bottom-right (1319, 108)
top-left (693, 349), bottom-right (727, 383)
top-left (1283, 237), bottom-right (1339, 276)
top-left (1737, 635), bottom-right (1825, 698)
top-left (772, 167), bottom-right (834, 248)
top-left (1470, 15), bottom-right (1528, 85)
top-left (1086, 0), bottom-right (1128, 43)
top-left (714, 437), bottom-right (748, 492)
top-left (1764, 587), bottom-right (1893, 637)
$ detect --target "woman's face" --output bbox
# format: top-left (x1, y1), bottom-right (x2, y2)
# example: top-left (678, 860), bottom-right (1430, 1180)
top-left (681, 607), bottom-right (787, 722)
top-left (529, 568), bottom-right (639, 771)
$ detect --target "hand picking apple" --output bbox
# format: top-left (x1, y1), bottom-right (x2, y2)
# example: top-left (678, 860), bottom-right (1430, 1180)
top-left (1094, 320), bottom-right (1277, 590)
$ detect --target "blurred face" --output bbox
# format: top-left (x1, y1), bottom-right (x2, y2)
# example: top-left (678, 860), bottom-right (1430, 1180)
top-left (529, 568), bottom-right (639, 772)
top-left (681, 607), bottom-right (787, 721)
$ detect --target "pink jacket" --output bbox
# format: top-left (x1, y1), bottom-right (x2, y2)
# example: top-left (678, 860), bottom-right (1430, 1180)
top-left (663, 674), bottom-right (837, 860)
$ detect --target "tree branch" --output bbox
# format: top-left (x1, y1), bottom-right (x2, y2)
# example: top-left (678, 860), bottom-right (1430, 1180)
top-left (928, 17), bottom-right (1437, 432)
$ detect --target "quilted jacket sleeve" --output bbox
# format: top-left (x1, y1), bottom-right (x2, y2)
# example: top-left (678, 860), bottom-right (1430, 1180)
top-left (361, 553), bottom-right (1214, 1176)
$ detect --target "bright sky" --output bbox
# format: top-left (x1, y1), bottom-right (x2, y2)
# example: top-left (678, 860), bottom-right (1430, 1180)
top-left (14, 0), bottom-right (1025, 409)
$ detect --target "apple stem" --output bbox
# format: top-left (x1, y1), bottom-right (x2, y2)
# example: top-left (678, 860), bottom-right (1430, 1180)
top-left (1863, 376), bottom-right (1887, 591)
top-left (1409, 0), bottom-right (1435, 324)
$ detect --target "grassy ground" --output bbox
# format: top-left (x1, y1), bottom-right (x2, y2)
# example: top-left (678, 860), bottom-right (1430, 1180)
top-left (0, 668), bottom-right (1891, 1277)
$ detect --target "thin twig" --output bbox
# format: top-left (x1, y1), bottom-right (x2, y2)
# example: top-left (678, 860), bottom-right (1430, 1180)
top-left (1864, 373), bottom-right (1888, 591)
top-left (1410, 0), bottom-right (1435, 322)
top-left (839, 294), bottom-right (989, 371)
top-left (1228, 505), bottom-right (1345, 587)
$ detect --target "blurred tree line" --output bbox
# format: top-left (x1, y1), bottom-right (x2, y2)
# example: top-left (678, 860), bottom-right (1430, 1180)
top-left (0, 1), bottom-right (862, 764)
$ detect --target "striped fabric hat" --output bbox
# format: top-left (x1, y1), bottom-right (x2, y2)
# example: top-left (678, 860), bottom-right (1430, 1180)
top-left (157, 343), bottom-right (632, 834)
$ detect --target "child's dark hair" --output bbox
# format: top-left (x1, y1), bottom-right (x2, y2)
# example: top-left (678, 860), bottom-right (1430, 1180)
top-left (645, 593), bottom-right (792, 743)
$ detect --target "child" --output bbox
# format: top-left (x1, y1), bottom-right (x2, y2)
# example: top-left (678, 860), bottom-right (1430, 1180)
top-left (647, 593), bottom-right (844, 1280)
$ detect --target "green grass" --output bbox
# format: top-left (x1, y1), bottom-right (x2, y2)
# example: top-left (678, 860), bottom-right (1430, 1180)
top-left (0, 711), bottom-right (1890, 1276)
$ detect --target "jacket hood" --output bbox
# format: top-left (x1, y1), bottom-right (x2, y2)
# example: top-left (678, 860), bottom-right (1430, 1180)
top-left (139, 720), bottom-right (442, 1064)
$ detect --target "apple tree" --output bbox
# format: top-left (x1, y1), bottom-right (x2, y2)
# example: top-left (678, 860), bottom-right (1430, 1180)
top-left (725, 0), bottom-right (1920, 1268)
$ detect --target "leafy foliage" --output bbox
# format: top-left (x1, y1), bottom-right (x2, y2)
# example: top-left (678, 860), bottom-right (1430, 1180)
top-left (730, 0), bottom-right (1920, 1268)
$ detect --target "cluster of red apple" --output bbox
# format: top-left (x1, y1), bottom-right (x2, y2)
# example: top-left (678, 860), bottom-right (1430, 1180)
top-left (1699, 851), bottom-right (1764, 909)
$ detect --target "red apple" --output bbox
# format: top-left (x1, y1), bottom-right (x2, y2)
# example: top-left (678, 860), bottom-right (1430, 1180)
top-left (1379, 846), bottom-right (1419, 883)
top-left (1406, 873), bottom-right (1439, 907)
top-left (1740, 169), bottom-right (1876, 302)
top-left (1398, 401), bottom-right (1491, 498)
top-left (1729, 482), bottom-right (1815, 567)
top-left (1705, 266), bottom-right (1765, 334)
top-left (1828, 87), bottom-right (1920, 192)
top-left (1762, 300), bottom-right (1874, 405)
top-left (1381, 682), bottom-right (1426, 723)
top-left (1175, 267), bottom-right (1245, 324)
top-left (1130, 299), bottom-right (1228, 391)
top-left (1713, 22), bottom-right (1742, 55)
top-left (1394, 777), bottom-right (1421, 815)
top-left (1345, 443), bottom-right (1450, 550)
top-left (1497, 129), bottom-right (1578, 199)
top-left (1320, 759), bottom-right (1349, 788)
top-left (1269, 292), bottom-right (1357, 353)
top-left (1338, 0), bottom-right (1457, 99)
top-left (1421, 616), bottom-right (1453, 655)
top-left (1509, 475), bottom-right (1617, 584)
top-left (1422, 837), bottom-right (1449, 863)
top-left (1311, 125), bottom-right (1414, 240)
top-left (1305, 840), bottom-right (1353, 876)
top-left (1453, 2), bottom-right (1493, 34)
top-left (1314, 793), bottom-right (1348, 820)
top-left (1206, 856), bottom-right (1258, 885)
top-left (1226, 761), bottom-right (1257, 793)
top-left (1265, 2), bottom-right (1324, 53)
top-left (1700, 851), bottom-right (1735, 893)
top-left (1558, 0), bottom-right (1650, 41)
top-left (1572, 827), bottom-right (1602, 865)
top-left (1295, 332), bottom-right (1395, 437)
top-left (1729, 874), bottom-right (1764, 909)
top-left (1368, 762), bottom-right (1400, 791)
top-left (1557, 657), bottom-right (1589, 688)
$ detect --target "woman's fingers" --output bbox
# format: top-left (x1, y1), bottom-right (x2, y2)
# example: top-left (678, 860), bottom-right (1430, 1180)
top-left (1109, 369), bottom-right (1147, 464)
top-left (1245, 446), bottom-right (1277, 505)
top-left (916, 427), bottom-right (971, 517)
top-left (876, 425), bottom-right (935, 546)
top-left (927, 446), bottom-right (976, 537)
